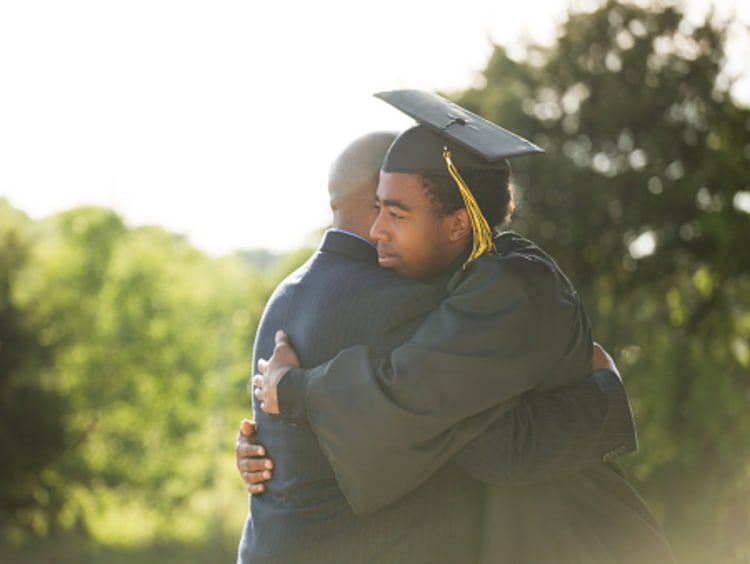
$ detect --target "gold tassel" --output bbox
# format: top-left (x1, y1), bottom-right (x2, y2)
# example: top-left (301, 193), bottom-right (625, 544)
top-left (442, 147), bottom-right (496, 266)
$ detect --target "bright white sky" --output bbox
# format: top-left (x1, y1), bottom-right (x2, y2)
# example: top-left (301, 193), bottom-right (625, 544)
top-left (1, 0), bottom-right (748, 255)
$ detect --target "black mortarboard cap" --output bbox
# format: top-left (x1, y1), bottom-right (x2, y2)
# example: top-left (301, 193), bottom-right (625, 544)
top-left (376, 89), bottom-right (543, 173)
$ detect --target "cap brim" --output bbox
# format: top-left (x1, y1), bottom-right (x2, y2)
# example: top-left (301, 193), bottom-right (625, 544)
top-left (374, 89), bottom-right (544, 161)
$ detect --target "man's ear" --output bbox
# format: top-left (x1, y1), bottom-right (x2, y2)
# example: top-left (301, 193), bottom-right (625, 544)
top-left (448, 209), bottom-right (472, 242)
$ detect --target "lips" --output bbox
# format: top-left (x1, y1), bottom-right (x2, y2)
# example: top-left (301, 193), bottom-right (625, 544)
top-left (377, 251), bottom-right (399, 268)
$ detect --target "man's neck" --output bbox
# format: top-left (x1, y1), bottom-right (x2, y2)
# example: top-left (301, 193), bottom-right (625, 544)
top-left (423, 244), bottom-right (472, 291)
top-left (330, 227), bottom-right (374, 247)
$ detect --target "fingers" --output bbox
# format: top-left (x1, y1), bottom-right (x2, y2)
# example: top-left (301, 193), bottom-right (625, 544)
top-left (271, 331), bottom-right (291, 359)
top-left (241, 468), bottom-right (273, 494)
top-left (236, 437), bottom-right (263, 471)
top-left (275, 330), bottom-right (289, 346)
top-left (240, 419), bottom-right (255, 437)
top-left (237, 441), bottom-right (266, 458)
top-left (271, 330), bottom-right (300, 369)
top-left (236, 416), bottom-right (273, 495)
top-left (252, 351), bottom-right (281, 415)
top-left (236, 437), bottom-right (273, 494)
top-left (252, 375), bottom-right (268, 412)
top-left (247, 482), bottom-right (266, 494)
top-left (238, 456), bottom-right (273, 474)
top-left (255, 332), bottom-right (289, 377)
top-left (253, 376), bottom-right (266, 411)
top-left (239, 456), bottom-right (274, 494)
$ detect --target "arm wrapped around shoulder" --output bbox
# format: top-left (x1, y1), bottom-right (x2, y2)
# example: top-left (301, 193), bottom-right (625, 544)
top-left (304, 237), bottom-right (594, 514)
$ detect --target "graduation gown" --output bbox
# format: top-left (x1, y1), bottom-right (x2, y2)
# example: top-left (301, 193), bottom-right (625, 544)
top-left (292, 232), bottom-right (675, 563)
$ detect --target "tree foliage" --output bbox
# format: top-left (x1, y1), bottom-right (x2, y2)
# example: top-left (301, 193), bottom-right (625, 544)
top-left (0, 200), bottom-right (305, 552)
top-left (454, 1), bottom-right (750, 561)
top-left (1, 1), bottom-right (748, 562)
top-left (0, 202), bottom-right (66, 539)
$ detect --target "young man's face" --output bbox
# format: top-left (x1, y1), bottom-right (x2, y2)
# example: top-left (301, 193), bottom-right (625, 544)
top-left (370, 171), bottom-right (465, 280)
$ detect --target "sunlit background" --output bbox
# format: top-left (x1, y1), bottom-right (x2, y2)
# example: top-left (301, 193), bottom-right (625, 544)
top-left (2, 1), bottom-right (750, 563)
top-left (1, 0), bottom-right (747, 255)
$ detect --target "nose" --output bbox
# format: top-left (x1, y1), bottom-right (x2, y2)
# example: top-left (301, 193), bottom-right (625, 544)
top-left (370, 210), bottom-right (389, 242)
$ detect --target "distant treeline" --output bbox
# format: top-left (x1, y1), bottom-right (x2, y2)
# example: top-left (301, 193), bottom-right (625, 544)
top-left (2, 1), bottom-right (749, 563)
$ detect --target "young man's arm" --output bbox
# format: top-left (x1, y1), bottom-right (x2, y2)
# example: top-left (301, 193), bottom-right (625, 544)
top-left (269, 345), bottom-right (635, 484)
top-left (255, 257), bottom-right (628, 516)
top-left (245, 367), bottom-right (634, 493)
top-left (451, 364), bottom-right (635, 485)
top-left (247, 330), bottom-right (635, 501)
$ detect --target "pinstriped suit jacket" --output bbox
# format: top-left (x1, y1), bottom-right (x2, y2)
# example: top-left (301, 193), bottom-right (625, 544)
top-left (237, 230), bottom-right (483, 563)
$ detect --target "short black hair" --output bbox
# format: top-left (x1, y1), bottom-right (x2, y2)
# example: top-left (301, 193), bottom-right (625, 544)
top-left (419, 166), bottom-right (515, 230)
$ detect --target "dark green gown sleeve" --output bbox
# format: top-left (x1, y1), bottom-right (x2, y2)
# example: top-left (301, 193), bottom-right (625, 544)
top-left (452, 368), bottom-right (635, 485)
top-left (303, 241), bottom-right (594, 515)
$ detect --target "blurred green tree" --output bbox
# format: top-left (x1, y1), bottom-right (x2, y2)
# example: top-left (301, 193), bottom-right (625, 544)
top-left (454, 1), bottom-right (750, 561)
top-left (0, 201), bottom-right (66, 542)
top-left (2, 203), bottom-right (290, 550)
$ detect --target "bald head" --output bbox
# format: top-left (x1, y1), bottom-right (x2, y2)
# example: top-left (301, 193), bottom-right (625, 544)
top-left (328, 131), bottom-right (397, 237)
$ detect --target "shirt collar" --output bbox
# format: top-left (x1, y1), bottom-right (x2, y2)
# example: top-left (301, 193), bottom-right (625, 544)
top-left (329, 228), bottom-right (375, 248)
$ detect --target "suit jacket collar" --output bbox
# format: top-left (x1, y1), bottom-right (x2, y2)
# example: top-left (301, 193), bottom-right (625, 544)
top-left (319, 229), bottom-right (378, 265)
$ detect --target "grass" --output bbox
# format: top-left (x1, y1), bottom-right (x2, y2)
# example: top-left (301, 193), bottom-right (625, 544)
top-left (1, 538), bottom-right (238, 564)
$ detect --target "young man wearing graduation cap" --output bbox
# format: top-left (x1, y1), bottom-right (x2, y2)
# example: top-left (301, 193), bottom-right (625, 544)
top-left (237, 128), bottom-right (638, 564)
top-left (253, 91), bottom-right (675, 562)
